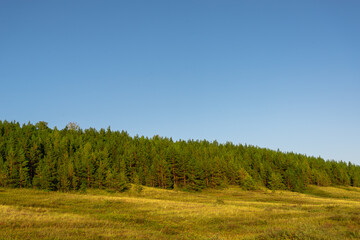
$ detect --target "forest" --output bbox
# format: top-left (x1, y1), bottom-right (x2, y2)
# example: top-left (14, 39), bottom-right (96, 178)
top-left (0, 120), bottom-right (359, 193)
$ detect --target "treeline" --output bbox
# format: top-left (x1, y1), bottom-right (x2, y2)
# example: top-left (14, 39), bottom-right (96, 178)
top-left (0, 120), bottom-right (359, 193)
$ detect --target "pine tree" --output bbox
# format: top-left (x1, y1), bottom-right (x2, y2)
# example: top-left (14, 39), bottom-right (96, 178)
top-left (237, 167), bottom-right (257, 190)
top-left (267, 172), bottom-right (285, 190)
top-left (106, 167), bottom-right (130, 192)
top-left (0, 155), bottom-right (7, 187)
top-left (133, 173), bottom-right (143, 194)
top-left (6, 147), bottom-right (18, 187)
top-left (17, 148), bottom-right (29, 188)
top-left (1, 120), bottom-right (360, 194)
top-left (186, 157), bottom-right (205, 192)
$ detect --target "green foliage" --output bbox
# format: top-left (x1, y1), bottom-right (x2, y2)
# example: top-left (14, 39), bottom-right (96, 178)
top-left (79, 181), bottom-right (87, 193)
top-left (0, 120), bottom-right (358, 193)
top-left (133, 173), bottom-right (143, 194)
top-left (0, 155), bottom-right (7, 187)
top-left (236, 168), bottom-right (257, 190)
top-left (267, 172), bottom-right (285, 190)
top-left (242, 174), bottom-right (257, 190)
top-left (106, 168), bottom-right (130, 192)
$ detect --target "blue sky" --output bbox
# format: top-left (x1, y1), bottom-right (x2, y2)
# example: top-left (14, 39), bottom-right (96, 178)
top-left (1, 1), bottom-right (359, 164)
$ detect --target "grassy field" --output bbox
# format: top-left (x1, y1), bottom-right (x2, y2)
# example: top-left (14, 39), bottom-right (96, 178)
top-left (1, 186), bottom-right (360, 239)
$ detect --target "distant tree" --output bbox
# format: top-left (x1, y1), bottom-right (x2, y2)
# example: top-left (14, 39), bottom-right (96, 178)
top-left (5, 147), bottom-right (18, 187)
top-left (33, 156), bottom-right (57, 191)
top-left (133, 173), bottom-right (143, 194)
top-left (106, 167), bottom-right (130, 192)
top-left (66, 122), bottom-right (80, 131)
top-left (35, 121), bottom-right (49, 130)
top-left (267, 172), bottom-right (285, 190)
top-left (238, 168), bottom-right (257, 190)
top-left (0, 155), bottom-right (7, 187)
top-left (1, 120), bottom-right (359, 194)
top-left (17, 148), bottom-right (29, 188)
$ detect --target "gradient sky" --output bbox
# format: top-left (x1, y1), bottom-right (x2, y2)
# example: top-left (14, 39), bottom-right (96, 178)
top-left (1, 1), bottom-right (359, 164)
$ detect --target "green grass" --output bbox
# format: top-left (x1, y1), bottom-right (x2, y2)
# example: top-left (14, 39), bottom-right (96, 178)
top-left (1, 186), bottom-right (360, 239)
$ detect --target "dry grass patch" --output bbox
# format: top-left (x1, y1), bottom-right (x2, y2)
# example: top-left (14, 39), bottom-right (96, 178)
top-left (1, 186), bottom-right (360, 239)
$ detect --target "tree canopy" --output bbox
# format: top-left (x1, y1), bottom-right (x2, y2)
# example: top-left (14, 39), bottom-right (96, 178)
top-left (0, 120), bottom-right (359, 193)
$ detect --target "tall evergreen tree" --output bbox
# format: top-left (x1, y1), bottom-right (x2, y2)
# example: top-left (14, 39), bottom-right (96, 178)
top-left (0, 120), bottom-right (359, 194)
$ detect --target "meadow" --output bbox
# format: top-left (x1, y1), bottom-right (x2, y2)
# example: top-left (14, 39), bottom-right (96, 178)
top-left (0, 186), bottom-right (360, 240)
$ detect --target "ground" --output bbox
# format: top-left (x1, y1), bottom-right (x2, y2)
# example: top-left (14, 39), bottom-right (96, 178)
top-left (0, 185), bottom-right (360, 239)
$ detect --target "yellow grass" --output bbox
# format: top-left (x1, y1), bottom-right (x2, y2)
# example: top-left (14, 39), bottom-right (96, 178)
top-left (0, 186), bottom-right (360, 239)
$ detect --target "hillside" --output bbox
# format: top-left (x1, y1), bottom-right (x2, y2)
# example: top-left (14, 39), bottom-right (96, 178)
top-left (1, 186), bottom-right (360, 239)
top-left (0, 120), bottom-right (359, 193)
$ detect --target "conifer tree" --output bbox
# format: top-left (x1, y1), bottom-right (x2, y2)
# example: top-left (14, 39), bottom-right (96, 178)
top-left (6, 147), bottom-right (18, 187)
top-left (267, 172), bottom-right (285, 190)
top-left (17, 148), bottom-right (29, 188)
top-left (0, 120), bottom-right (359, 194)
top-left (0, 155), bottom-right (7, 187)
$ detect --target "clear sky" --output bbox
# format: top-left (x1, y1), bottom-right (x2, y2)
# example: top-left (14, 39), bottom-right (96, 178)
top-left (1, 1), bottom-right (359, 164)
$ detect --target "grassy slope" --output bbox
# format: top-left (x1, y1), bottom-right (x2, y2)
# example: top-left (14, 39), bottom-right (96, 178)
top-left (0, 186), bottom-right (360, 240)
